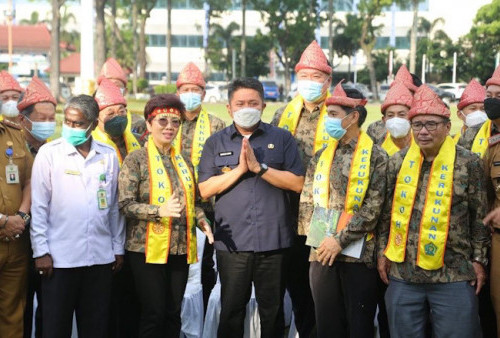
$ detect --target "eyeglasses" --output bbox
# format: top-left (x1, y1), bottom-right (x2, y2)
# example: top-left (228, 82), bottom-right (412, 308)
top-left (410, 121), bottom-right (446, 131)
top-left (152, 117), bottom-right (181, 128)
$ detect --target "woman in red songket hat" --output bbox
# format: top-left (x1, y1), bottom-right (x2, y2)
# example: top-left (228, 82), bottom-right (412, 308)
top-left (117, 94), bottom-right (213, 337)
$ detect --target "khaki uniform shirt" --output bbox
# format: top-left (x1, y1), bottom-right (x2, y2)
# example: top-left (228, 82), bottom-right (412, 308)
top-left (0, 121), bottom-right (33, 216)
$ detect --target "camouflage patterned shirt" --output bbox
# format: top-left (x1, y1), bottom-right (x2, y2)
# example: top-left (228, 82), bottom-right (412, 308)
top-left (178, 112), bottom-right (226, 163)
top-left (298, 136), bottom-right (388, 268)
top-left (118, 147), bottom-right (206, 254)
top-left (271, 103), bottom-right (325, 169)
top-left (366, 119), bottom-right (387, 144)
top-left (457, 124), bottom-right (483, 150)
top-left (378, 145), bottom-right (490, 283)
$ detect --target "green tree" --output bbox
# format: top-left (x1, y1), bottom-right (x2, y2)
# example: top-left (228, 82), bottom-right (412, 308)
top-left (459, 0), bottom-right (500, 83)
top-left (20, 11), bottom-right (40, 25)
top-left (234, 30), bottom-right (272, 78)
top-left (254, 0), bottom-right (321, 93)
top-left (206, 22), bottom-right (241, 80)
top-left (394, 0), bottom-right (426, 73)
top-left (332, 13), bottom-right (362, 81)
top-left (357, 0), bottom-right (392, 100)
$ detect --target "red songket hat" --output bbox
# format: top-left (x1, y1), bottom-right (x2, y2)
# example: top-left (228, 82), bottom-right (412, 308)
top-left (408, 84), bottom-right (450, 120)
top-left (457, 79), bottom-right (486, 110)
top-left (95, 78), bottom-right (127, 111)
top-left (17, 76), bottom-right (56, 111)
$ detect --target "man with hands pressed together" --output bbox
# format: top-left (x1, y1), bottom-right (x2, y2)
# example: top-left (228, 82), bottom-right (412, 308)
top-left (198, 78), bottom-right (305, 338)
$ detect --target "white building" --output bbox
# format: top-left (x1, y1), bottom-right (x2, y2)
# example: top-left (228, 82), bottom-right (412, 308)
top-left (0, 0), bottom-right (492, 86)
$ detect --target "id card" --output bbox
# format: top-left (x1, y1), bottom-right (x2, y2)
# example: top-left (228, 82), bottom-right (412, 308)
top-left (97, 189), bottom-right (108, 209)
top-left (6, 164), bottom-right (20, 184)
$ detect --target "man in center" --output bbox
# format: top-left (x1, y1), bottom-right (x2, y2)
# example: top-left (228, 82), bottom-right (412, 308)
top-left (199, 78), bottom-right (305, 338)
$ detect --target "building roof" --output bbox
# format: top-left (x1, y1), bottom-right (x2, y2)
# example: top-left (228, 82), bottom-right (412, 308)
top-left (0, 24), bottom-right (51, 53)
top-left (46, 53), bottom-right (80, 75)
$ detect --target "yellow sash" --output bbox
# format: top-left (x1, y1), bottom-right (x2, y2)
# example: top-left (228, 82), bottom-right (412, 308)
top-left (381, 132), bottom-right (414, 156)
top-left (92, 112), bottom-right (141, 166)
top-left (471, 120), bottom-right (491, 158)
top-left (173, 109), bottom-right (211, 181)
top-left (385, 136), bottom-right (455, 270)
top-left (312, 131), bottom-right (373, 234)
top-left (145, 138), bottom-right (197, 264)
top-left (278, 92), bottom-right (331, 154)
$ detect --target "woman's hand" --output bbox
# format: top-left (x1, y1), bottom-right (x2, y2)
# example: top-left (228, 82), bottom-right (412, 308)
top-left (158, 192), bottom-right (182, 218)
top-left (199, 218), bottom-right (214, 244)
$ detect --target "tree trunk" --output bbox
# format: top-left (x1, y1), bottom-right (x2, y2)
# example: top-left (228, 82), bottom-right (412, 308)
top-left (139, 14), bottom-right (147, 79)
top-left (328, 0), bottom-right (334, 66)
top-left (409, 0), bottom-right (418, 73)
top-left (240, 0), bottom-right (246, 77)
top-left (95, 0), bottom-right (106, 75)
top-left (110, 0), bottom-right (117, 58)
top-left (347, 55), bottom-right (351, 82)
top-left (50, 0), bottom-right (61, 101)
top-left (365, 50), bottom-right (378, 100)
top-left (132, 0), bottom-right (138, 94)
top-left (166, 0), bottom-right (172, 84)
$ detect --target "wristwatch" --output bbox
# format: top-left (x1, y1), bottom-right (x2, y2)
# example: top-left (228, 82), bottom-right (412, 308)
top-left (257, 163), bottom-right (269, 177)
top-left (0, 213), bottom-right (4, 229)
top-left (17, 211), bottom-right (31, 226)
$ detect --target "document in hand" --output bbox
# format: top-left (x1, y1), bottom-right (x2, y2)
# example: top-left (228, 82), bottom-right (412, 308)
top-left (306, 206), bottom-right (365, 259)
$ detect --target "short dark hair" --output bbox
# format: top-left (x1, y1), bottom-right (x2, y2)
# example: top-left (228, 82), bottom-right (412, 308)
top-left (341, 88), bottom-right (367, 127)
top-left (144, 94), bottom-right (185, 121)
top-left (411, 73), bottom-right (423, 88)
top-left (64, 95), bottom-right (99, 122)
top-left (228, 78), bottom-right (264, 102)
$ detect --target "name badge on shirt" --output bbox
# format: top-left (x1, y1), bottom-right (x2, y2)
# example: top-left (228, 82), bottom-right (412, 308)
top-left (6, 164), bottom-right (19, 184)
top-left (97, 173), bottom-right (108, 209)
top-left (219, 151), bottom-right (233, 157)
top-left (64, 169), bottom-right (81, 175)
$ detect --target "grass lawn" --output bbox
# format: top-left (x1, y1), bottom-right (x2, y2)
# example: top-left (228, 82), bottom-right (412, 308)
top-left (54, 99), bottom-right (463, 138)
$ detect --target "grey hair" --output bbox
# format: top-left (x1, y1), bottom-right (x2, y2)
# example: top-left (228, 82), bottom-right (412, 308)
top-left (64, 95), bottom-right (99, 122)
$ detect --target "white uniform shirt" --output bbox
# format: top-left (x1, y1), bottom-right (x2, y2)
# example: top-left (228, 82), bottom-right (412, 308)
top-left (30, 138), bottom-right (125, 268)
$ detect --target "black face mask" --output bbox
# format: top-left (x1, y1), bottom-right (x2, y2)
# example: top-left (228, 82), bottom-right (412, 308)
top-left (485, 98), bottom-right (500, 120)
top-left (104, 115), bottom-right (128, 137)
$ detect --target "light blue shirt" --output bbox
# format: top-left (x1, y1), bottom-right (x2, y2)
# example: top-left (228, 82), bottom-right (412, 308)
top-left (30, 137), bottom-right (125, 268)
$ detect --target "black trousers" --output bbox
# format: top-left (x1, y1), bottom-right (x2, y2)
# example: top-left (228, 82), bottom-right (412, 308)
top-left (128, 252), bottom-right (189, 338)
top-left (108, 253), bottom-right (141, 338)
top-left (286, 235), bottom-right (316, 338)
top-left (24, 257), bottom-right (42, 338)
top-left (202, 211), bottom-right (216, 315)
top-left (309, 261), bottom-right (378, 338)
top-left (41, 264), bottom-right (113, 338)
top-left (217, 249), bottom-right (288, 338)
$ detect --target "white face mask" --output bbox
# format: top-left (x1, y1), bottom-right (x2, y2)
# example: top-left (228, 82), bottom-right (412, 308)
top-left (464, 110), bottom-right (488, 128)
top-left (386, 117), bottom-right (411, 139)
top-left (232, 107), bottom-right (262, 129)
top-left (1, 100), bottom-right (19, 117)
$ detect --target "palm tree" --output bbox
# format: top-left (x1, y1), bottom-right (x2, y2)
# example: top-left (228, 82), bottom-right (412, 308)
top-left (20, 11), bottom-right (41, 25)
top-left (50, 0), bottom-right (65, 101)
top-left (95, 0), bottom-right (106, 75)
top-left (240, 0), bottom-right (246, 77)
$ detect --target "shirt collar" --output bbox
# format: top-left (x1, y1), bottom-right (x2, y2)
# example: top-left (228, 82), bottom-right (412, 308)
top-left (228, 121), bottom-right (266, 139)
top-left (62, 137), bottom-right (102, 155)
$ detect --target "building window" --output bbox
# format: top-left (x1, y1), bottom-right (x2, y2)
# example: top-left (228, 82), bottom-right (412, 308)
top-left (155, 0), bottom-right (203, 10)
top-left (147, 34), bottom-right (203, 47)
top-left (374, 36), bottom-right (411, 50)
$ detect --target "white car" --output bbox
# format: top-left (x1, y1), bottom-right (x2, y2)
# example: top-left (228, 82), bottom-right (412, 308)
top-left (437, 83), bottom-right (467, 101)
top-left (203, 83), bottom-right (228, 103)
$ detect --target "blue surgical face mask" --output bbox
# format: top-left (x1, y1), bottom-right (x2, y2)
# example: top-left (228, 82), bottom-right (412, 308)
top-left (325, 116), bottom-right (349, 140)
top-left (297, 79), bottom-right (326, 103)
top-left (25, 116), bottom-right (56, 141)
top-left (180, 92), bottom-right (202, 111)
top-left (62, 123), bottom-right (92, 146)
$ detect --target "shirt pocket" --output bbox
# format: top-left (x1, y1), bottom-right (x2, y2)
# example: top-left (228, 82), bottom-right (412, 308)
top-left (263, 149), bottom-right (284, 169)
top-left (214, 154), bottom-right (239, 173)
top-left (491, 165), bottom-right (500, 200)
